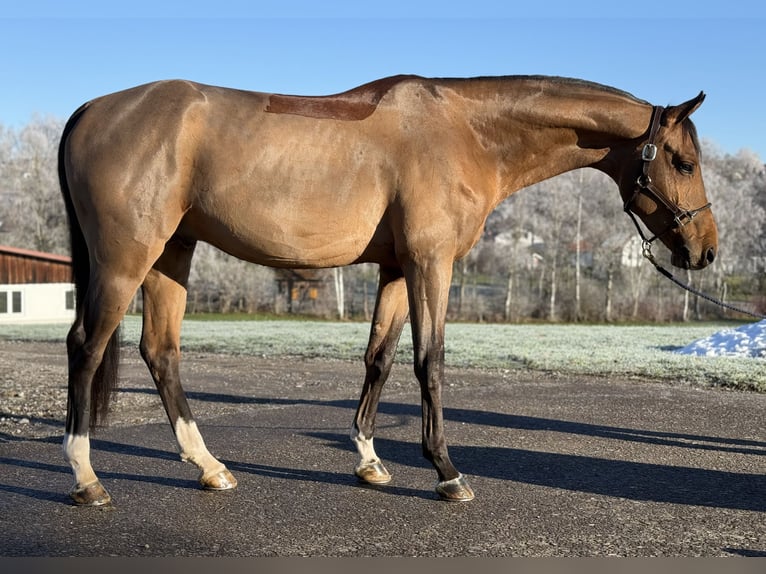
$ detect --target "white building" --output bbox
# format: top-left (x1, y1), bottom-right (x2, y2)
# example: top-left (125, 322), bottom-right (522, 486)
top-left (0, 245), bottom-right (75, 325)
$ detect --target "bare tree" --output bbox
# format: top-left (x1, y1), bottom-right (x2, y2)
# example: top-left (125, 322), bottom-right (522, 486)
top-left (0, 117), bottom-right (67, 253)
top-left (187, 243), bottom-right (276, 314)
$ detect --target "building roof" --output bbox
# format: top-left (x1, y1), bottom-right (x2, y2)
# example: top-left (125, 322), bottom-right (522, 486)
top-left (0, 244), bottom-right (71, 264)
top-left (0, 244), bottom-right (72, 284)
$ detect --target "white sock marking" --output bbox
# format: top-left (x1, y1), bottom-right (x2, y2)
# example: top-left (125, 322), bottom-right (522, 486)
top-left (62, 432), bottom-right (98, 487)
top-left (174, 418), bottom-right (226, 477)
top-left (351, 426), bottom-right (380, 465)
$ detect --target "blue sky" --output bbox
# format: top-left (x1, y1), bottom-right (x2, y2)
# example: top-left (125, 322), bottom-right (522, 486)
top-left (2, 1), bottom-right (765, 159)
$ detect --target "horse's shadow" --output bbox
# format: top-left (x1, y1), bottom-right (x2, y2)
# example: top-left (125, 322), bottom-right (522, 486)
top-left (302, 430), bottom-right (766, 511)
top-left (4, 388), bottom-right (764, 512)
top-left (119, 388), bottom-right (766, 511)
top-left (141, 387), bottom-right (765, 451)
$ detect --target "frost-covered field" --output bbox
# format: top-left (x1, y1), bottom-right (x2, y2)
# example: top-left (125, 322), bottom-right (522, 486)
top-left (1, 317), bottom-right (764, 392)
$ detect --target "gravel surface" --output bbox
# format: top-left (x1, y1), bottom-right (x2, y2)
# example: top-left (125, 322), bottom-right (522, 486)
top-left (1, 338), bottom-right (765, 557)
top-left (0, 340), bottom-right (70, 438)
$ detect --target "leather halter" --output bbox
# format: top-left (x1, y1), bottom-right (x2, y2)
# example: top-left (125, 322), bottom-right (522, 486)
top-left (623, 106), bottom-right (712, 245)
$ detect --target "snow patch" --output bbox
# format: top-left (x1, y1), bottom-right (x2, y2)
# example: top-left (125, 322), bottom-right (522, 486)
top-left (675, 320), bottom-right (766, 358)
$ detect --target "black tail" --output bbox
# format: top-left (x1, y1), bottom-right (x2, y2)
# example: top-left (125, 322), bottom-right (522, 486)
top-left (58, 103), bottom-right (121, 430)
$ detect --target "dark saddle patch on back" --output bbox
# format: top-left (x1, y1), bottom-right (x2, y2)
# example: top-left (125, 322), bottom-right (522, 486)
top-left (266, 74), bottom-right (420, 121)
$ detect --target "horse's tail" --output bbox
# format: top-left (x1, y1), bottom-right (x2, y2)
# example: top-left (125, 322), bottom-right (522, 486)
top-left (59, 102), bottom-right (121, 430)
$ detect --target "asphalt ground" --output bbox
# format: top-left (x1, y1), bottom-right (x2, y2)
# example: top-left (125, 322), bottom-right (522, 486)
top-left (0, 341), bottom-right (764, 557)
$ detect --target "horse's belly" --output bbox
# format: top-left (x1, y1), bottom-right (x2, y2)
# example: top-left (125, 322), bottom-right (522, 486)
top-left (241, 224), bottom-right (380, 268)
top-left (184, 197), bottom-right (393, 269)
top-left (184, 130), bottom-right (397, 267)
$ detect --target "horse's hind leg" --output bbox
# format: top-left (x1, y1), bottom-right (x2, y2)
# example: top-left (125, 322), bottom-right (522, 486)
top-left (64, 267), bottom-right (143, 506)
top-left (139, 238), bottom-right (236, 491)
top-left (352, 268), bottom-right (409, 484)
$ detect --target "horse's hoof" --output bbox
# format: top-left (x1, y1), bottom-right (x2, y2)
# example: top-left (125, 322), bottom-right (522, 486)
top-left (199, 468), bottom-right (237, 491)
top-left (355, 461), bottom-right (392, 485)
top-left (436, 474), bottom-right (475, 502)
top-left (70, 481), bottom-right (112, 506)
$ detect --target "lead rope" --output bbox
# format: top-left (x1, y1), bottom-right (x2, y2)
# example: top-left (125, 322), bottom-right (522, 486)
top-left (640, 242), bottom-right (766, 320)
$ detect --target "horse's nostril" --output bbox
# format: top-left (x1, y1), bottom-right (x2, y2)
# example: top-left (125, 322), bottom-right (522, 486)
top-left (706, 247), bottom-right (716, 264)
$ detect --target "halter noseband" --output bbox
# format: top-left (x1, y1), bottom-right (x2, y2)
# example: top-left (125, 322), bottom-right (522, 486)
top-left (623, 105), bottom-right (712, 245)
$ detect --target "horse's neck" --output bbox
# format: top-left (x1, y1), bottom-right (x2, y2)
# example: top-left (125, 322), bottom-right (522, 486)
top-left (451, 79), bottom-right (653, 200)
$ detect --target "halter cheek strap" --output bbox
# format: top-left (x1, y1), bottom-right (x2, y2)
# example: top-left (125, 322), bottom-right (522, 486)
top-left (623, 105), bottom-right (712, 245)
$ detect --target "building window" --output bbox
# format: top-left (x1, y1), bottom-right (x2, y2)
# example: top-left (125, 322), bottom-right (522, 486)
top-left (12, 291), bottom-right (21, 313)
top-left (65, 290), bottom-right (75, 310)
top-left (0, 290), bottom-right (22, 314)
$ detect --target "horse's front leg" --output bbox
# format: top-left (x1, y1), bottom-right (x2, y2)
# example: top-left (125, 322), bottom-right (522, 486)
top-left (352, 268), bottom-right (409, 485)
top-left (405, 257), bottom-right (475, 501)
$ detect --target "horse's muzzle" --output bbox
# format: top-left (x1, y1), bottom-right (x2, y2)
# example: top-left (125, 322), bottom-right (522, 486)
top-left (672, 245), bottom-right (716, 270)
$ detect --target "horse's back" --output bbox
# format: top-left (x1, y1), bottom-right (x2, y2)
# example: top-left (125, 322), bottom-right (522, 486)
top-left (61, 80), bottom-right (404, 269)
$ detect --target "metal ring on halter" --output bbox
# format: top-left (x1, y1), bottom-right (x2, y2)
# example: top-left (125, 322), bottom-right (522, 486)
top-left (636, 173), bottom-right (651, 190)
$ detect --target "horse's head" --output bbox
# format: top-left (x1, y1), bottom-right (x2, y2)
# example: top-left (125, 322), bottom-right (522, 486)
top-left (618, 94), bottom-right (718, 270)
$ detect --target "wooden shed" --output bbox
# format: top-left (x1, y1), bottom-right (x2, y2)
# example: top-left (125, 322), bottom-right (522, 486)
top-left (0, 245), bottom-right (75, 324)
top-left (274, 269), bottom-right (326, 314)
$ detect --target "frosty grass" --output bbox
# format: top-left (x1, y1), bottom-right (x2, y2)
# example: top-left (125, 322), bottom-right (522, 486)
top-left (1, 317), bottom-right (763, 392)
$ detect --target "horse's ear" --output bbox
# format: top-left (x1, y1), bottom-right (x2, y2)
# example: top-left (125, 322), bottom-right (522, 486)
top-left (664, 91), bottom-right (706, 125)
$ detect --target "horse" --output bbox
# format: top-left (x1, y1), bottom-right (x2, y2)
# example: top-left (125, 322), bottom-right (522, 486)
top-left (58, 74), bottom-right (718, 506)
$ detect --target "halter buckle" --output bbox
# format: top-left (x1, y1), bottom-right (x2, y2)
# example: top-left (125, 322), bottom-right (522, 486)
top-left (673, 214), bottom-right (688, 228)
top-left (641, 143), bottom-right (657, 162)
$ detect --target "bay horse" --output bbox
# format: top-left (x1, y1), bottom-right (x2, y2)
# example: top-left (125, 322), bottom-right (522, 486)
top-left (58, 74), bottom-right (718, 505)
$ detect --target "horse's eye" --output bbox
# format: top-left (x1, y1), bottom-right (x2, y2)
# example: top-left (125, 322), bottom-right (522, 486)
top-left (678, 161), bottom-right (695, 175)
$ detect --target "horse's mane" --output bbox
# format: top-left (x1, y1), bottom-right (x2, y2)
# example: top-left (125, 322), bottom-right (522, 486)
top-left (435, 75), bottom-right (705, 153)
top-left (434, 74), bottom-right (651, 106)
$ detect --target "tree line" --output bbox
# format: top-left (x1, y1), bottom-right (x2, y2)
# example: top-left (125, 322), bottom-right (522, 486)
top-left (1, 116), bottom-right (763, 323)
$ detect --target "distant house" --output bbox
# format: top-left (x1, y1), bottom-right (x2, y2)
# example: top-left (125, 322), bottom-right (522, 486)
top-left (0, 245), bottom-right (75, 324)
top-left (567, 239), bottom-right (594, 269)
top-left (495, 229), bottom-right (646, 271)
top-left (493, 229), bottom-right (545, 269)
